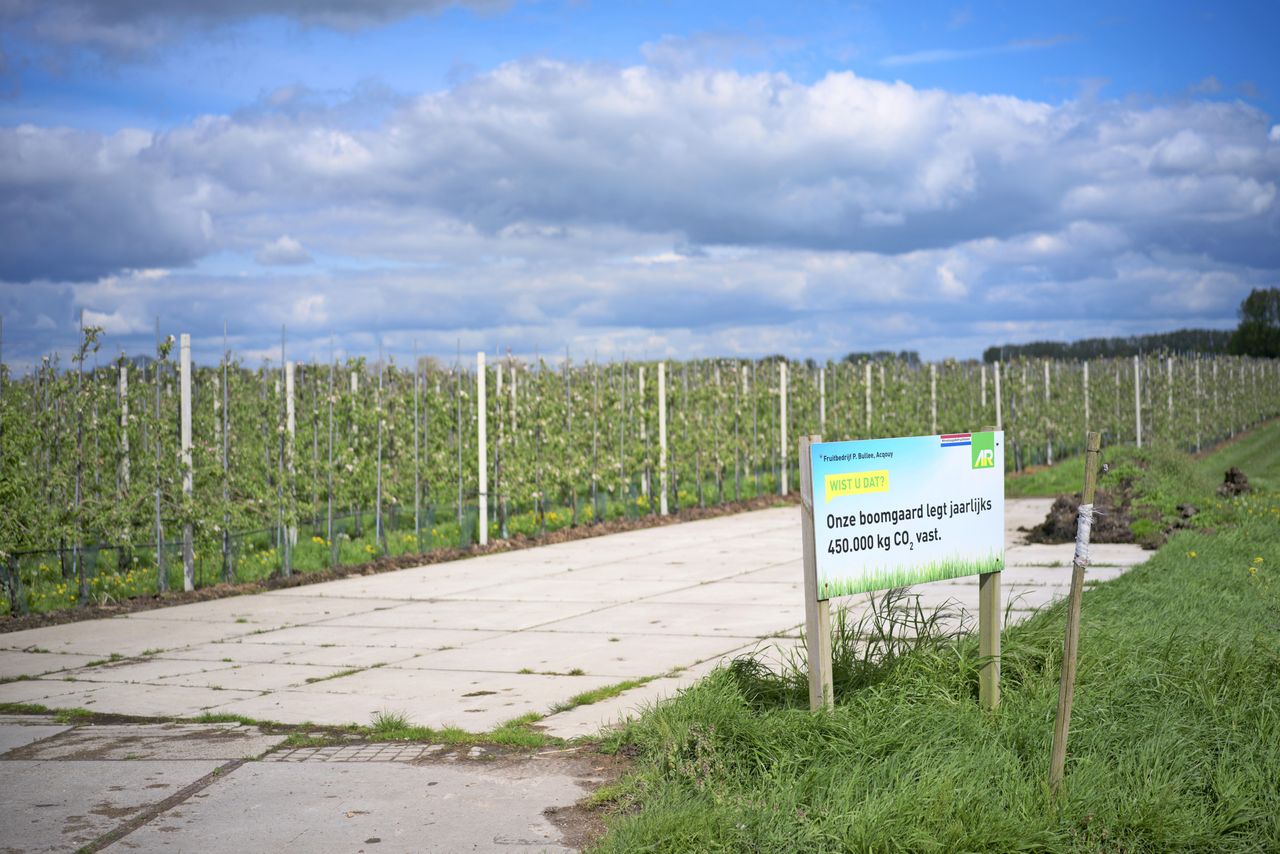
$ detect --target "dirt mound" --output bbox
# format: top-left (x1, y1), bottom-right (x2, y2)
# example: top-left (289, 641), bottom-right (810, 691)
top-left (1024, 491), bottom-right (1135, 545)
top-left (1217, 467), bottom-right (1251, 497)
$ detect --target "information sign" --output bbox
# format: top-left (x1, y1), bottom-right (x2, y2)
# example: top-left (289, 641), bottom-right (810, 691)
top-left (809, 431), bottom-right (1005, 598)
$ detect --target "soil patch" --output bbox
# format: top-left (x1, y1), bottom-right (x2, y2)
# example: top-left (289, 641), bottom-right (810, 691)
top-left (541, 748), bottom-right (633, 852)
top-left (1, 494), bottom-right (798, 634)
top-left (1217, 466), bottom-right (1251, 497)
top-left (1023, 490), bottom-right (1136, 546)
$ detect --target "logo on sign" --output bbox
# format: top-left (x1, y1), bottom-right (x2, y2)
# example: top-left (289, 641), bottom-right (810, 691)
top-left (971, 432), bottom-right (996, 469)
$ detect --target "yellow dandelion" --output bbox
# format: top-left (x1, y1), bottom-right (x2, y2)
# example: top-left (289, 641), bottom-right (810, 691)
top-left (1187, 551), bottom-right (1197, 559)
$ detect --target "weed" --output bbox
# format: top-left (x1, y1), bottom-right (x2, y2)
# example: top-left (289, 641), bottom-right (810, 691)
top-left (304, 668), bottom-right (364, 684)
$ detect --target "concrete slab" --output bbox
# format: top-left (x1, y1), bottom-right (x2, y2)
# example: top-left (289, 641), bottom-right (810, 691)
top-left (0, 650), bottom-right (104, 680)
top-left (0, 723), bottom-right (70, 754)
top-left (63, 657), bottom-right (239, 684)
top-left (0, 677), bottom-right (99, 706)
top-left (103, 758), bottom-right (582, 853)
top-left (536, 656), bottom-right (731, 740)
top-left (10, 723), bottom-right (285, 761)
top-left (124, 594), bottom-right (406, 626)
top-left (643, 580), bottom-right (806, 606)
top-left (161, 641), bottom-right (314, 663)
top-left (152, 662), bottom-right (358, 691)
top-left (0, 759), bottom-right (222, 853)
top-left (402, 631), bottom-right (749, 678)
top-left (537, 601), bottom-right (803, 638)
top-left (25, 682), bottom-right (263, 718)
top-left (314, 599), bottom-right (605, 632)
top-left (264, 563), bottom-right (561, 600)
top-left (285, 666), bottom-right (621, 730)
top-left (201, 641), bottom-right (422, 668)
top-left (436, 575), bottom-right (689, 603)
top-left (726, 561), bottom-right (805, 584)
top-left (239, 625), bottom-right (502, 650)
top-left (0, 618), bottom-right (255, 657)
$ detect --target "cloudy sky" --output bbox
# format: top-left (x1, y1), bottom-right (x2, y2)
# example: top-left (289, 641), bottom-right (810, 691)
top-left (2, 1), bottom-right (1278, 369)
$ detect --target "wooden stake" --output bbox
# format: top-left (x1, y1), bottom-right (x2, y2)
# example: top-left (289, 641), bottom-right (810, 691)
top-left (979, 569), bottom-right (1001, 709)
top-left (979, 423), bottom-right (1001, 711)
top-left (799, 434), bottom-right (832, 710)
top-left (1049, 430), bottom-right (1102, 794)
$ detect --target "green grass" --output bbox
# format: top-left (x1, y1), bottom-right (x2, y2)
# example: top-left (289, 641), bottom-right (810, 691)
top-left (365, 708), bottom-right (558, 749)
top-left (1194, 421), bottom-right (1280, 492)
top-left (1008, 418), bottom-right (1280, 499)
top-left (1006, 454), bottom-right (1095, 497)
top-left (590, 430), bottom-right (1280, 852)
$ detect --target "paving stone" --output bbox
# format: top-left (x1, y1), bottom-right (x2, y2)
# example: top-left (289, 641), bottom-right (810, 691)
top-left (0, 723), bottom-right (71, 754)
top-left (63, 658), bottom-right (239, 685)
top-left (151, 661), bottom-right (359, 691)
top-left (642, 579), bottom-right (806, 606)
top-left (313, 598), bottom-right (606, 632)
top-left (102, 758), bottom-right (581, 853)
top-left (11, 722), bottom-right (286, 761)
top-left (0, 618), bottom-right (257, 657)
top-left (0, 677), bottom-right (99, 707)
top-left (536, 600), bottom-right (804, 638)
top-left (0, 760), bottom-right (222, 853)
top-left (0, 650), bottom-right (104, 680)
top-left (402, 630), bottom-right (750, 678)
top-left (235, 624), bottom-right (502, 650)
top-left (124, 594), bottom-right (406, 626)
top-left (435, 575), bottom-right (689, 603)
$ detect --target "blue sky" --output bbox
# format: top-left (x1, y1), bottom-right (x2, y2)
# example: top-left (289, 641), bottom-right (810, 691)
top-left (2, 0), bottom-right (1278, 368)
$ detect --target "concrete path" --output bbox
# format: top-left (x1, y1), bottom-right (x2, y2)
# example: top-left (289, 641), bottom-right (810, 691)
top-left (0, 500), bottom-right (1149, 741)
top-left (0, 499), bottom-right (1153, 852)
top-left (0, 715), bottom-right (601, 853)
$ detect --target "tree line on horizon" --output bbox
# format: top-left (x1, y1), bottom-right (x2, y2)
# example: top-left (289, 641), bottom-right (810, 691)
top-left (981, 288), bottom-right (1279, 362)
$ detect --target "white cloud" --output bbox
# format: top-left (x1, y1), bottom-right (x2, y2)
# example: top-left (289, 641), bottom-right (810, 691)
top-left (2, 60), bottom-right (1276, 365)
top-left (256, 236), bottom-right (313, 266)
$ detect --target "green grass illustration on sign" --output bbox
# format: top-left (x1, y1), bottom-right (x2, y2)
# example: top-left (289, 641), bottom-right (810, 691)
top-left (819, 551), bottom-right (1005, 599)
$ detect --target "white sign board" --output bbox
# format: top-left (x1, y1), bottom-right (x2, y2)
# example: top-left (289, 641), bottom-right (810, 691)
top-left (809, 431), bottom-right (1005, 599)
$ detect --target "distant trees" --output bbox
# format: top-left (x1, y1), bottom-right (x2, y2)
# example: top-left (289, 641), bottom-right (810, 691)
top-left (982, 329), bottom-right (1232, 362)
top-left (842, 350), bottom-right (920, 364)
top-left (1228, 288), bottom-right (1280, 358)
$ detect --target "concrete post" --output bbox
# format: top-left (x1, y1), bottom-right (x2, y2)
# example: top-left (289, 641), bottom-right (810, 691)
top-left (477, 351), bottom-right (488, 546)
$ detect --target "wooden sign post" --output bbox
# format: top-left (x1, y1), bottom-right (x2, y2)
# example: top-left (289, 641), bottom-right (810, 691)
top-left (1048, 430), bottom-right (1103, 793)
top-left (800, 434), bottom-right (834, 709)
top-left (978, 423), bottom-right (1001, 711)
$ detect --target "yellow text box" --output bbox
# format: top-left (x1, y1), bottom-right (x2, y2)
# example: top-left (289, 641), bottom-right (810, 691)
top-left (825, 470), bottom-right (889, 501)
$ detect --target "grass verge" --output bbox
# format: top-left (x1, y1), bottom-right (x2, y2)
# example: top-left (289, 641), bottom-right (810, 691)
top-left (590, 432), bottom-right (1280, 852)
